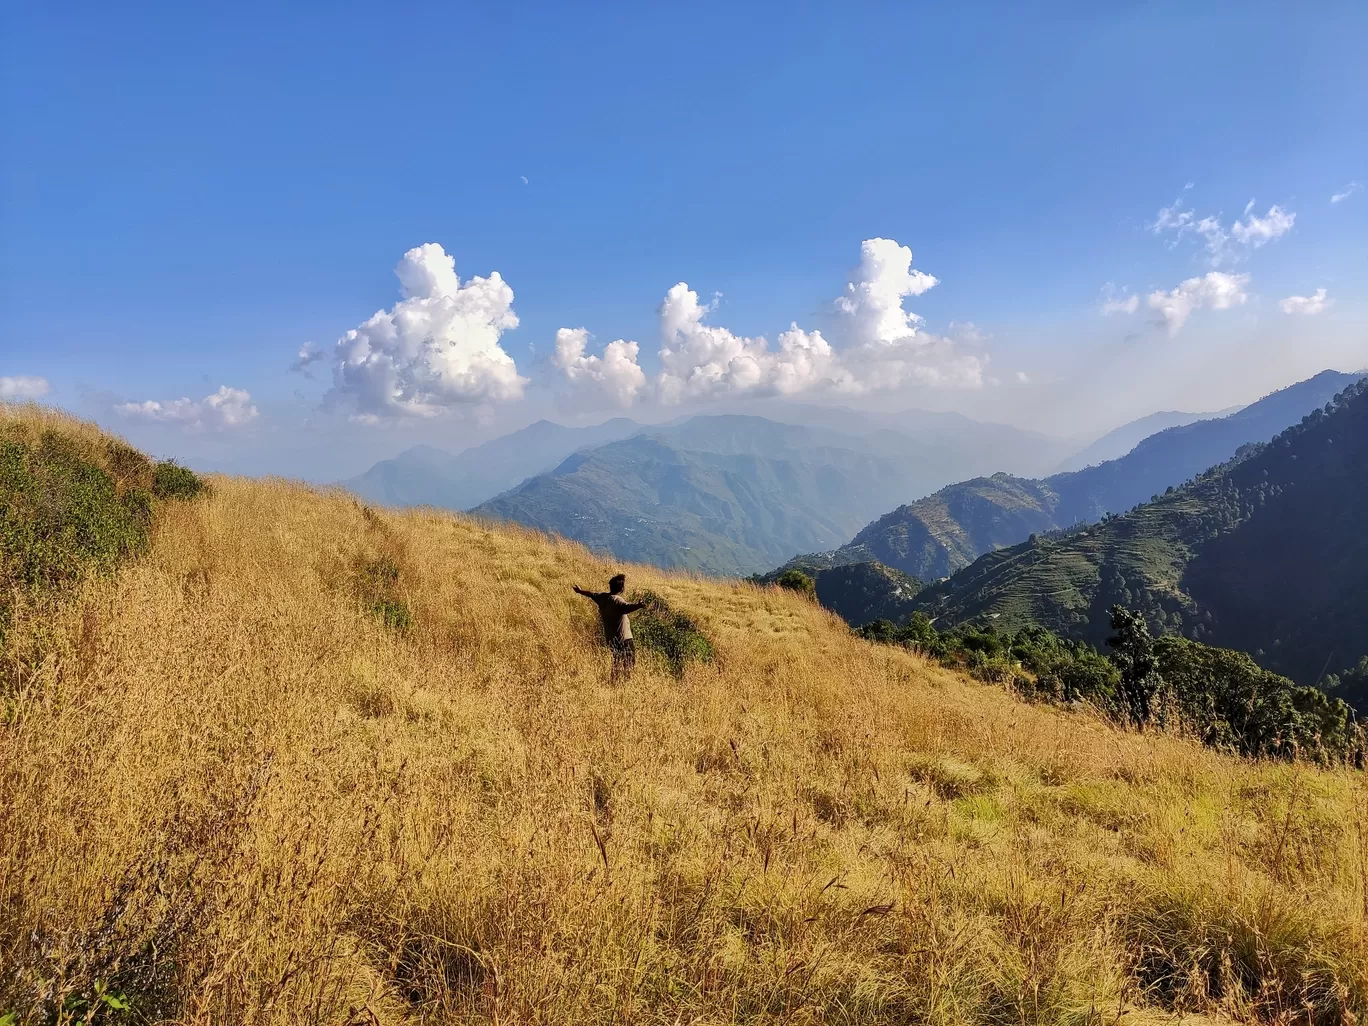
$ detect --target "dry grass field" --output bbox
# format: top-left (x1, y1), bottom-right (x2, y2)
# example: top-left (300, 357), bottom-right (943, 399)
top-left (2, 407), bottom-right (1367, 1024)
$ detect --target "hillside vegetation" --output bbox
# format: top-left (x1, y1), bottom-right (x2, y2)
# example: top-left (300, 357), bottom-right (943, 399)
top-left (913, 376), bottom-right (1368, 695)
top-left (3, 405), bottom-right (1368, 1025)
top-left (754, 558), bottom-right (927, 626)
top-left (823, 370), bottom-right (1361, 582)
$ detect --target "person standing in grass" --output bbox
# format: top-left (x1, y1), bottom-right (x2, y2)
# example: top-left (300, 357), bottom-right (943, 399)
top-left (573, 573), bottom-right (644, 682)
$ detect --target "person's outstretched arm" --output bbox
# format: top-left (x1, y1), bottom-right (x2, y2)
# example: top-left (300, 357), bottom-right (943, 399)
top-left (621, 600), bottom-right (646, 613)
top-left (573, 585), bottom-right (600, 599)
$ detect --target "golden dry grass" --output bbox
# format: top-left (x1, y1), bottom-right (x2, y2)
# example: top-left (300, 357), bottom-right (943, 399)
top-left (2, 417), bottom-right (1367, 1024)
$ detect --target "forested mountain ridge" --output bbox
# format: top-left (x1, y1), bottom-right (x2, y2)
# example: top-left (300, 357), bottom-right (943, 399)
top-left (809, 370), bottom-right (1362, 581)
top-left (912, 375), bottom-right (1368, 688)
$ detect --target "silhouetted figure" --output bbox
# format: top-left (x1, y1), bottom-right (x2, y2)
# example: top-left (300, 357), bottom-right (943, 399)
top-left (574, 573), bottom-right (644, 682)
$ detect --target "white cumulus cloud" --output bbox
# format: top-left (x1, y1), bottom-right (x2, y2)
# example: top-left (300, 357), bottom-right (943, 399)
top-left (0, 375), bottom-right (50, 399)
top-left (1279, 288), bottom-right (1332, 316)
top-left (553, 328), bottom-right (647, 408)
top-left (1230, 202), bottom-right (1295, 248)
top-left (1149, 194), bottom-right (1294, 266)
top-left (552, 237), bottom-right (984, 406)
top-left (1099, 283), bottom-right (1139, 315)
top-left (116, 386), bottom-right (259, 430)
top-left (1331, 182), bottom-right (1360, 204)
top-left (324, 243), bottom-right (526, 420)
top-left (1146, 272), bottom-right (1250, 336)
top-left (655, 282), bottom-right (849, 402)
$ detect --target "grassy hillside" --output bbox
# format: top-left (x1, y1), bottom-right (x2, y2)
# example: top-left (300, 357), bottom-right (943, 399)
top-left (823, 370), bottom-right (1362, 582)
top-left (913, 376), bottom-right (1368, 691)
top-left (4, 406), bottom-right (1368, 1024)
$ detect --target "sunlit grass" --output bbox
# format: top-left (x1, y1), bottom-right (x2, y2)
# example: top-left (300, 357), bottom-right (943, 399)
top-left (1, 407), bottom-right (1366, 1024)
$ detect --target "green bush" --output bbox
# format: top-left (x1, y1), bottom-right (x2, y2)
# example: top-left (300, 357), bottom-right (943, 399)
top-left (0, 433), bottom-right (154, 634)
top-left (152, 460), bottom-right (207, 499)
top-left (630, 590), bottom-right (713, 677)
top-left (775, 569), bottom-right (816, 600)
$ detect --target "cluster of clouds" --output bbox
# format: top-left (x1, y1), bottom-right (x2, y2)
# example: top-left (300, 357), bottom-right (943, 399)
top-left (299, 237), bottom-right (985, 420)
top-left (102, 175), bottom-right (1354, 431)
top-left (0, 375), bottom-right (50, 399)
top-left (551, 238), bottom-right (984, 410)
top-left (116, 386), bottom-right (259, 431)
top-left (1150, 192), bottom-right (1295, 268)
top-left (1101, 186), bottom-right (1339, 336)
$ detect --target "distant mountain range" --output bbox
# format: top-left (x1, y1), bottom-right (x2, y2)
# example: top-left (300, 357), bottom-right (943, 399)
top-left (802, 371), bottom-right (1362, 581)
top-left (911, 374), bottom-right (1368, 688)
top-left (471, 416), bottom-right (955, 575)
top-left (344, 418), bottom-right (641, 511)
top-left (743, 400), bottom-right (1080, 479)
top-left (1050, 407), bottom-right (1237, 474)
top-left (345, 402), bottom-right (1081, 516)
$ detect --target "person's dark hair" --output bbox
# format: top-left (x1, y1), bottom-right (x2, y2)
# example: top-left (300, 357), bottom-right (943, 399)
top-left (609, 573), bottom-right (626, 594)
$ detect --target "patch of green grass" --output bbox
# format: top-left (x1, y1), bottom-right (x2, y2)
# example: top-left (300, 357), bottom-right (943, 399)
top-left (631, 590), bottom-right (713, 677)
top-left (354, 556), bottom-right (413, 632)
top-left (371, 597), bottom-right (413, 632)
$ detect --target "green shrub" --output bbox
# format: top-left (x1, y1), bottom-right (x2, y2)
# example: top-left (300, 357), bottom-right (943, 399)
top-left (152, 460), bottom-right (207, 499)
top-left (775, 569), bottom-right (816, 600)
top-left (630, 590), bottom-right (713, 677)
top-left (0, 433), bottom-right (154, 635)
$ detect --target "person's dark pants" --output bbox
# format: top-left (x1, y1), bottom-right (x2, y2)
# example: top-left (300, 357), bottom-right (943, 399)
top-left (611, 638), bottom-right (636, 680)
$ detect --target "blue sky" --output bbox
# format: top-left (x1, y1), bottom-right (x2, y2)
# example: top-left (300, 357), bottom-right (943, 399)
top-left (3, 2), bottom-right (1366, 477)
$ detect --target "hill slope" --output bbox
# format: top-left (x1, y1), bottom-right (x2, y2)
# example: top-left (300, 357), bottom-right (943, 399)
top-left (914, 375), bottom-right (1368, 687)
top-left (344, 417), bottom-right (640, 511)
top-left (4, 405), bottom-right (1368, 1023)
top-left (472, 416), bottom-right (949, 575)
top-left (1051, 408), bottom-right (1222, 474)
top-left (828, 370), bottom-right (1362, 581)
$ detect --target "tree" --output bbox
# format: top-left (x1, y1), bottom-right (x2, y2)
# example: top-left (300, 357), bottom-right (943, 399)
top-left (776, 569), bottom-right (816, 600)
top-left (1107, 605), bottom-right (1161, 729)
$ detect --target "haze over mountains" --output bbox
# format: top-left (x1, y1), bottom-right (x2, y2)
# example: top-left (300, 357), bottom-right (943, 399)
top-left (1050, 408), bottom-right (1235, 474)
top-left (345, 417), bottom-right (641, 511)
top-left (471, 417), bottom-right (952, 575)
top-left (345, 370), bottom-right (1361, 585)
top-left (345, 403), bottom-right (1080, 516)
